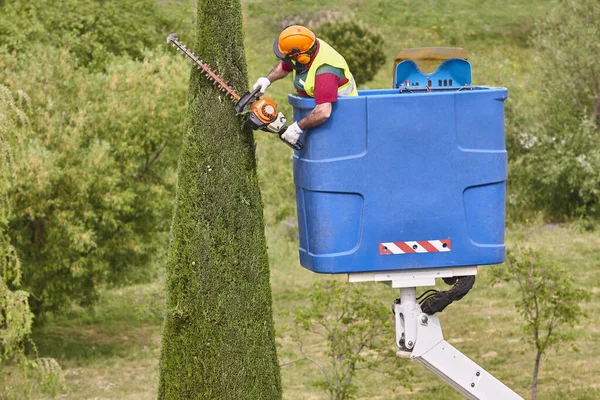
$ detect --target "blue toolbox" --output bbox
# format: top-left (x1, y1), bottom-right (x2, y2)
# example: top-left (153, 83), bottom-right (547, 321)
top-left (289, 48), bottom-right (508, 274)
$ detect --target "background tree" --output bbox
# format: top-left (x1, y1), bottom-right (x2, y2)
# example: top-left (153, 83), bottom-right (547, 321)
top-left (315, 20), bottom-right (386, 86)
top-left (0, 1), bottom-right (193, 317)
top-left (1, 48), bottom-right (189, 317)
top-left (491, 247), bottom-right (590, 400)
top-left (0, 0), bottom-right (190, 70)
top-left (0, 85), bottom-right (33, 372)
top-left (508, 0), bottom-right (600, 221)
top-left (158, 1), bottom-right (281, 399)
top-left (281, 281), bottom-right (410, 400)
top-left (0, 85), bottom-right (65, 399)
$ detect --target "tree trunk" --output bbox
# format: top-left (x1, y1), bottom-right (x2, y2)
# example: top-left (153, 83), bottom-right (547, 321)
top-left (158, 1), bottom-right (282, 399)
top-left (594, 92), bottom-right (600, 128)
top-left (532, 351), bottom-right (542, 400)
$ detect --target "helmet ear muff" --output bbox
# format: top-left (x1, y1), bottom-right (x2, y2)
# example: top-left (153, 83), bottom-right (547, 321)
top-left (295, 53), bottom-right (311, 64)
top-left (292, 42), bottom-right (316, 64)
top-left (285, 46), bottom-right (311, 65)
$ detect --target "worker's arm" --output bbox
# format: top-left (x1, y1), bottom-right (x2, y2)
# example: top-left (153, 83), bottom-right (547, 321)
top-left (253, 62), bottom-right (290, 93)
top-left (297, 102), bottom-right (332, 130)
top-left (266, 62), bottom-right (291, 83)
top-left (281, 103), bottom-right (332, 145)
top-left (294, 66), bottom-right (340, 130)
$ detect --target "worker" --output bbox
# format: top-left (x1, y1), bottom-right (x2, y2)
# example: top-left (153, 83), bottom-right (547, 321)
top-left (252, 25), bottom-right (358, 146)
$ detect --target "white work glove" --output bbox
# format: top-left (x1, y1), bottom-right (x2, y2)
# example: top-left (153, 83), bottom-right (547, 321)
top-left (281, 122), bottom-right (303, 145)
top-left (252, 77), bottom-right (271, 94)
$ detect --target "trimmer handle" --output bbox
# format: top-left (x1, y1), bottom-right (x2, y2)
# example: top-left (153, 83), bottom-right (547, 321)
top-left (278, 126), bottom-right (303, 151)
top-left (235, 87), bottom-right (262, 114)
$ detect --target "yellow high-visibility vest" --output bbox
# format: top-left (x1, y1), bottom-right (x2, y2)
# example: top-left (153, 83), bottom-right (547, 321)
top-left (296, 39), bottom-right (358, 97)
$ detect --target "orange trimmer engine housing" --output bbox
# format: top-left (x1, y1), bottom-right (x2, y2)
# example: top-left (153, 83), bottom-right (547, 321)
top-left (235, 87), bottom-right (279, 130)
top-left (249, 97), bottom-right (279, 127)
top-left (234, 86), bottom-right (303, 150)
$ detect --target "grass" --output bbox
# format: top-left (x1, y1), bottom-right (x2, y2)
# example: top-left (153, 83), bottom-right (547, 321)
top-left (21, 0), bottom-right (600, 399)
top-left (29, 283), bottom-right (165, 399)
top-left (29, 224), bottom-right (600, 399)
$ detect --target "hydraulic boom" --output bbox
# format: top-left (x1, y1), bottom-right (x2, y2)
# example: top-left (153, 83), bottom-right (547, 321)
top-left (350, 267), bottom-right (524, 400)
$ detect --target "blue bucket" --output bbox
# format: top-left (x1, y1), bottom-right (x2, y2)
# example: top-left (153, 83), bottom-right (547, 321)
top-left (290, 86), bottom-right (508, 274)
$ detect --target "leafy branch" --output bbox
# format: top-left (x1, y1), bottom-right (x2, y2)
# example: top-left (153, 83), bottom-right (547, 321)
top-left (279, 280), bottom-right (411, 400)
top-left (491, 247), bottom-right (590, 400)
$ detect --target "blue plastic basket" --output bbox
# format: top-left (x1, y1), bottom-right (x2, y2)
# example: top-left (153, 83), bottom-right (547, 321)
top-left (290, 87), bottom-right (508, 274)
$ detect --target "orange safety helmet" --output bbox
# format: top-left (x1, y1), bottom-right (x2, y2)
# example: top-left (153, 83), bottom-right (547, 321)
top-left (273, 25), bottom-right (316, 64)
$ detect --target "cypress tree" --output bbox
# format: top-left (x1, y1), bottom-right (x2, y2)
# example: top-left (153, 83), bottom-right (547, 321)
top-left (158, 1), bottom-right (282, 398)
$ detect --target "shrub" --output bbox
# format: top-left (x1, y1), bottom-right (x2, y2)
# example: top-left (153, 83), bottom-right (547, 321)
top-left (1, 47), bottom-right (189, 316)
top-left (0, 0), bottom-right (193, 70)
top-left (508, 0), bottom-right (600, 221)
top-left (491, 247), bottom-right (590, 400)
top-left (315, 20), bottom-right (386, 86)
top-left (0, 84), bottom-right (33, 364)
top-left (0, 85), bottom-right (65, 400)
top-left (281, 281), bottom-right (411, 400)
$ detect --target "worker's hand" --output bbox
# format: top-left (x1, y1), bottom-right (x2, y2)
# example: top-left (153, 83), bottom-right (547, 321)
top-left (281, 122), bottom-right (303, 145)
top-left (252, 77), bottom-right (271, 94)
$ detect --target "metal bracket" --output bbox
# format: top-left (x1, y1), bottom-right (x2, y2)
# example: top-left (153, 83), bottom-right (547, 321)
top-left (348, 266), bottom-right (478, 288)
top-left (394, 287), bottom-right (419, 351)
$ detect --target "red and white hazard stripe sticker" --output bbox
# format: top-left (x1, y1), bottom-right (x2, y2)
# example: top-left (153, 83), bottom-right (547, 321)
top-left (379, 239), bottom-right (451, 255)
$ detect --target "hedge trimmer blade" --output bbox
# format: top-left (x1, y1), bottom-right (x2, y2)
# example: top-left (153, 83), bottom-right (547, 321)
top-left (167, 33), bottom-right (239, 102)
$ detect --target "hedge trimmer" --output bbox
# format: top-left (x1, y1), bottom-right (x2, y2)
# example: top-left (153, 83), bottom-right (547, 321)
top-left (167, 33), bottom-right (302, 150)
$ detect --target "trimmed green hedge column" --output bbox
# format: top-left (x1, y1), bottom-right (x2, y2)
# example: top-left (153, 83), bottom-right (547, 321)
top-left (158, 1), bottom-right (282, 398)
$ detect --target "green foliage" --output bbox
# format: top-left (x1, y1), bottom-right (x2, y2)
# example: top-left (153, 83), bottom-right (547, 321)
top-left (0, 46), bottom-right (189, 316)
top-left (0, 84), bottom-right (33, 365)
top-left (510, 116), bottom-right (600, 221)
top-left (0, 281), bottom-right (32, 362)
top-left (507, 0), bottom-right (600, 221)
top-left (0, 85), bottom-right (25, 285)
top-left (158, 1), bottom-right (282, 398)
top-left (0, 84), bottom-right (65, 400)
top-left (284, 281), bottom-right (410, 400)
top-left (0, 0), bottom-right (193, 70)
top-left (494, 247), bottom-right (589, 354)
top-left (534, 0), bottom-right (600, 128)
top-left (0, 0), bottom-right (194, 318)
top-left (0, 357), bottom-right (66, 400)
top-left (315, 20), bottom-right (386, 86)
top-left (133, 278), bottom-right (167, 323)
top-left (34, 358), bottom-right (66, 396)
top-left (491, 247), bottom-right (590, 400)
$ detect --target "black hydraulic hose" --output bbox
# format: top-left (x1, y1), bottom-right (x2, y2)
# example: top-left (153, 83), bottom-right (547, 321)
top-left (420, 275), bottom-right (476, 315)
